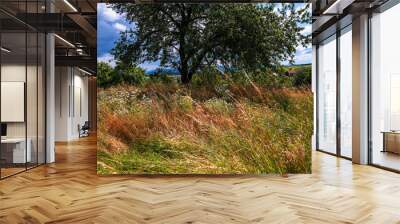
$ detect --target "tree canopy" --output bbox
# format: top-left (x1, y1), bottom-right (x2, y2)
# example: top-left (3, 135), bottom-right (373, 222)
top-left (111, 3), bottom-right (310, 84)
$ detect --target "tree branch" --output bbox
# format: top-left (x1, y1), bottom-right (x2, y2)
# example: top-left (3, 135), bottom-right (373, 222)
top-left (159, 8), bottom-right (179, 27)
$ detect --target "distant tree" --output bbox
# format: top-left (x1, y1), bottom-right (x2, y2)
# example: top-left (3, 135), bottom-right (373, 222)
top-left (111, 3), bottom-right (310, 84)
top-left (292, 65), bottom-right (311, 87)
top-left (113, 64), bottom-right (147, 86)
top-left (97, 62), bottom-right (147, 87)
top-left (97, 62), bottom-right (114, 88)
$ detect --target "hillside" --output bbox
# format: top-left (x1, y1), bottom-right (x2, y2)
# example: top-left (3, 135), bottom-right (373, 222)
top-left (97, 77), bottom-right (313, 174)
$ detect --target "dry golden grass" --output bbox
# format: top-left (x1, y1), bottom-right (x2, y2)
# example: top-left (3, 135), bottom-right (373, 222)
top-left (97, 82), bottom-right (312, 174)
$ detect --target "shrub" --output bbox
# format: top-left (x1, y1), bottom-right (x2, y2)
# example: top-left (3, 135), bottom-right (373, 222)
top-left (192, 67), bottom-right (224, 88)
top-left (116, 65), bottom-right (147, 86)
top-left (97, 62), bottom-right (114, 88)
top-left (226, 69), bottom-right (292, 88)
top-left (291, 65), bottom-right (311, 87)
top-left (149, 73), bottom-right (177, 84)
top-left (97, 62), bottom-right (147, 88)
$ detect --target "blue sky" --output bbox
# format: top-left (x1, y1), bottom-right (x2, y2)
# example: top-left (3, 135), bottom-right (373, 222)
top-left (97, 3), bottom-right (312, 70)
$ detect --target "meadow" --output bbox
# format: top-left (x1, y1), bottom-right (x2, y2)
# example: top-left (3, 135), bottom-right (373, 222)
top-left (97, 67), bottom-right (313, 174)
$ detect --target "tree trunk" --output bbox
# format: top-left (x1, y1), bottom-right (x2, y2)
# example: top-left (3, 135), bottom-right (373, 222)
top-left (179, 60), bottom-right (193, 84)
top-left (181, 72), bottom-right (190, 84)
top-left (180, 71), bottom-right (193, 84)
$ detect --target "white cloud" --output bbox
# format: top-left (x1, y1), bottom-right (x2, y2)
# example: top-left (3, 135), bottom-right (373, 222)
top-left (113, 22), bottom-right (127, 32)
top-left (281, 44), bottom-right (312, 65)
top-left (273, 4), bottom-right (282, 13)
top-left (296, 42), bottom-right (311, 52)
top-left (294, 47), bottom-right (312, 64)
top-left (296, 44), bottom-right (306, 52)
top-left (98, 3), bottom-right (121, 22)
top-left (98, 53), bottom-right (116, 67)
top-left (139, 62), bottom-right (161, 71)
top-left (301, 25), bottom-right (312, 36)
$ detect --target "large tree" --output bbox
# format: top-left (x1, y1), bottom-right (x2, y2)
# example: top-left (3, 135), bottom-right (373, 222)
top-left (111, 3), bottom-right (310, 84)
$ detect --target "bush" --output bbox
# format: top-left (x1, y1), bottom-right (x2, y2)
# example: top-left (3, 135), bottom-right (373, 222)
top-left (97, 62), bottom-right (114, 88)
top-left (192, 67), bottom-right (224, 88)
top-left (292, 66), bottom-right (311, 87)
top-left (97, 62), bottom-right (147, 88)
top-left (115, 65), bottom-right (147, 86)
top-left (226, 69), bottom-right (292, 88)
top-left (149, 73), bottom-right (176, 84)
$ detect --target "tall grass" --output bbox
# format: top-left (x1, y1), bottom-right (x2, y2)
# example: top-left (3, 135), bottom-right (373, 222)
top-left (97, 80), bottom-right (313, 174)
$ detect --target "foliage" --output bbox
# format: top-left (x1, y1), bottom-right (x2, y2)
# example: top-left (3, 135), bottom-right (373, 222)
top-left (291, 65), bottom-right (311, 87)
top-left (114, 64), bottom-right (147, 86)
top-left (191, 67), bottom-right (224, 88)
top-left (97, 62), bottom-right (147, 88)
top-left (97, 62), bottom-right (114, 88)
top-left (98, 62), bottom-right (311, 90)
top-left (111, 3), bottom-right (311, 83)
top-left (149, 73), bottom-right (177, 84)
top-left (221, 69), bottom-right (300, 89)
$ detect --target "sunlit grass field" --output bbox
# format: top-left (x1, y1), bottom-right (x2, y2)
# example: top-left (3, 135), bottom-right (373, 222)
top-left (97, 76), bottom-right (312, 174)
